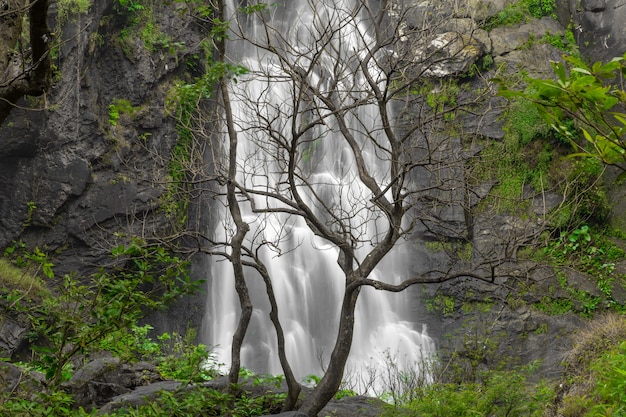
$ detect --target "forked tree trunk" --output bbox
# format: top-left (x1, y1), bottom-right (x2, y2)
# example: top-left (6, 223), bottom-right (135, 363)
top-left (254, 262), bottom-right (302, 410)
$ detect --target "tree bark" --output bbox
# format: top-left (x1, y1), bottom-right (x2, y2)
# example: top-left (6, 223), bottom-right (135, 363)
top-left (299, 284), bottom-right (360, 416)
top-left (216, 0), bottom-right (253, 390)
top-left (0, 0), bottom-right (52, 125)
top-left (250, 258), bottom-right (301, 411)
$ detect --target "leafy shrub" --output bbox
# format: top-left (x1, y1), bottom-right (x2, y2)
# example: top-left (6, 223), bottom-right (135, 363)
top-left (553, 314), bottom-right (626, 416)
top-left (527, 0), bottom-right (556, 18)
top-left (383, 366), bottom-right (553, 417)
top-left (102, 386), bottom-right (284, 417)
top-left (5, 240), bottom-right (200, 386)
top-left (156, 329), bottom-right (219, 383)
top-left (586, 341), bottom-right (626, 416)
top-left (99, 324), bottom-right (161, 361)
top-left (482, 0), bottom-right (556, 31)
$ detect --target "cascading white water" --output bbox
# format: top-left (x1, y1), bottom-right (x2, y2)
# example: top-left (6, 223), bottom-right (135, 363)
top-left (201, 0), bottom-right (435, 392)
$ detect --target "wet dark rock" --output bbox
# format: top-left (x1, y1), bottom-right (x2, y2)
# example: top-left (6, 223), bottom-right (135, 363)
top-left (0, 362), bottom-right (45, 397)
top-left (96, 380), bottom-right (184, 414)
top-left (320, 396), bottom-right (386, 417)
top-left (63, 357), bottom-right (163, 410)
top-left (258, 412), bottom-right (308, 417)
top-left (556, 0), bottom-right (626, 62)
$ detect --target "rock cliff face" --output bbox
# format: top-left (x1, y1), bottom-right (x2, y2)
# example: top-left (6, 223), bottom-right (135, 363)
top-left (0, 0), bottom-right (624, 377)
top-left (0, 2), bottom-right (203, 277)
top-left (556, 0), bottom-right (626, 62)
top-left (0, 1), bottom-right (210, 340)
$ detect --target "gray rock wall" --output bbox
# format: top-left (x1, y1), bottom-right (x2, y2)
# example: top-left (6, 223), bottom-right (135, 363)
top-left (556, 0), bottom-right (626, 62)
top-left (0, 2), bottom-right (202, 274)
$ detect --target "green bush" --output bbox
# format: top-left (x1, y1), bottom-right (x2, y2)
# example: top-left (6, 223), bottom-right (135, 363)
top-left (156, 329), bottom-right (219, 383)
top-left (5, 240), bottom-right (199, 386)
top-left (554, 314), bottom-right (626, 416)
top-left (102, 386), bottom-right (284, 417)
top-left (527, 0), bottom-right (556, 18)
top-left (482, 0), bottom-right (556, 31)
top-left (384, 367), bottom-right (553, 417)
top-left (586, 341), bottom-right (626, 416)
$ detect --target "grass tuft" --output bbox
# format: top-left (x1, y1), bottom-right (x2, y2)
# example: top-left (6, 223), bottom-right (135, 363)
top-left (0, 258), bottom-right (48, 296)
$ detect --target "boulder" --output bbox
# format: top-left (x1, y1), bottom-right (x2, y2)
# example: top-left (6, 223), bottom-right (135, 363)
top-left (0, 316), bottom-right (29, 358)
top-left (413, 32), bottom-right (486, 77)
top-left (64, 357), bottom-right (163, 410)
top-left (0, 362), bottom-right (45, 396)
top-left (320, 396), bottom-right (386, 417)
top-left (466, 0), bottom-right (518, 21)
top-left (96, 380), bottom-right (183, 414)
top-left (96, 377), bottom-right (229, 414)
top-left (0, 294), bottom-right (33, 359)
top-left (489, 17), bottom-right (564, 56)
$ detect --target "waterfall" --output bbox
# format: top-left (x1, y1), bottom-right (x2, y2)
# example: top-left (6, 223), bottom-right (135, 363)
top-left (201, 0), bottom-right (435, 393)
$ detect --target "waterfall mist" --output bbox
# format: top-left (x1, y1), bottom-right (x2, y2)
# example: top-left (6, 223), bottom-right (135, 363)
top-left (200, 0), bottom-right (435, 393)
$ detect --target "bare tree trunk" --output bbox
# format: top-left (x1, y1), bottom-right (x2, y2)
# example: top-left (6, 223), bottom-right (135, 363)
top-left (252, 259), bottom-right (302, 410)
top-left (0, 0), bottom-right (52, 125)
top-left (223, 76), bottom-right (252, 389)
top-left (216, 0), bottom-right (253, 390)
top-left (299, 284), bottom-right (360, 416)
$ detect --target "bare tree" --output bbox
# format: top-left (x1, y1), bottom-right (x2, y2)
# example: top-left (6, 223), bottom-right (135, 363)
top-left (0, 0), bottom-right (52, 125)
top-left (173, 0), bottom-right (506, 415)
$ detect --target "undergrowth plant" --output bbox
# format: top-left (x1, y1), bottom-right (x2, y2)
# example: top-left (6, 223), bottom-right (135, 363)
top-left (482, 0), bottom-right (557, 31)
top-left (101, 385), bottom-right (284, 417)
top-left (4, 239), bottom-right (200, 387)
top-left (156, 329), bottom-right (219, 383)
top-left (533, 225), bottom-right (626, 317)
top-left (383, 364), bottom-right (553, 417)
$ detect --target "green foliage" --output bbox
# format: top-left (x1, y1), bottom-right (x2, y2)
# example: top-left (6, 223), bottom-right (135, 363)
top-left (472, 94), bottom-right (554, 214)
top-left (426, 80), bottom-right (460, 119)
top-left (527, 0), bottom-right (556, 18)
top-left (156, 329), bottom-right (219, 383)
top-left (542, 225), bottom-right (623, 284)
top-left (531, 225), bottom-right (625, 317)
top-left (535, 296), bottom-right (574, 315)
top-left (554, 157), bottom-right (610, 229)
top-left (587, 344), bottom-right (626, 416)
top-left (162, 46), bottom-right (248, 223)
top-left (7, 240), bottom-right (198, 387)
top-left (140, 21), bottom-right (174, 52)
top-left (99, 324), bottom-right (161, 361)
top-left (469, 94), bottom-right (557, 215)
top-left (101, 386), bottom-right (284, 417)
top-left (108, 98), bottom-right (138, 126)
top-left (240, 370), bottom-right (285, 390)
top-left (424, 239), bottom-right (473, 262)
top-left (552, 315), bottom-right (626, 416)
top-left (499, 53), bottom-right (626, 173)
top-left (0, 390), bottom-right (89, 417)
top-left (303, 373), bottom-right (356, 400)
top-left (0, 257), bottom-right (47, 296)
top-left (384, 366), bottom-right (553, 417)
top-left (116, 0), bottom-right (145, 13)
top-left (540, 25), bottom-right (578, 55)
top-left (113, 0), bottom-right (181, 55)
top-left (473, 88), bottom-right (610, 225)
top-left (482, 0), bottom-right (556, 31)
top-left (56, 0), bottom-right (91, 27)
top-left (426, 294), bottom-right (456, 315)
